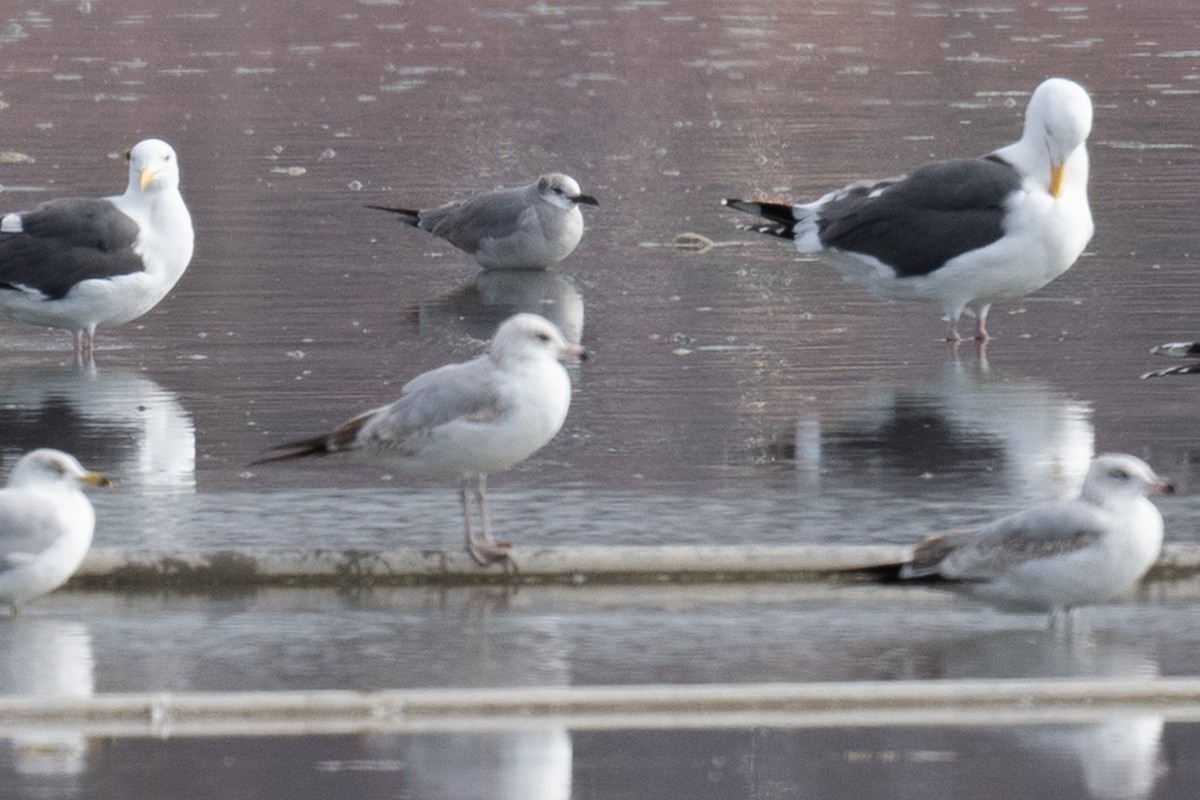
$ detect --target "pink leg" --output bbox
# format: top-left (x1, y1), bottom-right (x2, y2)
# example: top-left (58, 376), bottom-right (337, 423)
top-left (944, 318), bottom-right (962, 342)
top-left (460, 475), bottom-right (511, 566)
top-left (974, 305), bottom-right (992, 342)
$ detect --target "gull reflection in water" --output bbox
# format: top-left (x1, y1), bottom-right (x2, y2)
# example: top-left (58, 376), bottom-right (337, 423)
top-left (0, 618), bottom-right (94, 788)
top-left (789, 352), bottom-right (1094, 504)
top-left (895, 625), bottom-right (1163, 800)
top-left (360, 591), bottom-right (573, 800)
top-left (0, 364), bottom-right (196, 545)
top-left (418, 269), bottom-right (584, 346)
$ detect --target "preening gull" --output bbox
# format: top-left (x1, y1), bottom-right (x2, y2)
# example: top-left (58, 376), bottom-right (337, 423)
top-left (368, 173), bottom-right (599, 271)
top-left (0, 138), bottom-right (194, 357)
top-left (723, 77), bottom-right (1094, 341)
top-left (900, 453), bottom-right (1171, 617)
top-left (0, 449), bottom-right (111, 614)
top-left (1141, 341), bottom-right (1200, 378)
top-left (254, 313), bottom-right (586, 565)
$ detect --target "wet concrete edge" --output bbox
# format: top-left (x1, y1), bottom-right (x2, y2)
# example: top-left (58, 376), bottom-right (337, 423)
top-left (65, 543), bottom-right (1200, 590)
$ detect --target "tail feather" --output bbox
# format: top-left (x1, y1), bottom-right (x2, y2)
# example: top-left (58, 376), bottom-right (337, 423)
top-left (1151, 341), bottom-right (1200, 359)
top-left (735, 221), bottom-right (795, 241)
top-left (365, 204), bottom-right (421, 227)
top-left (248, 435), bottom-right (334, 466)
top-left (1142, 364), bottom-right (1200, 379)
top-left (722, 198), bottom-right (799, 226)
top-left (250, 410), bottom-right (375, 466)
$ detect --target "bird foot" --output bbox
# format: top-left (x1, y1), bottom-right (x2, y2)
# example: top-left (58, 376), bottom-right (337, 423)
top-left (466, 538), bottom-right (512, 566)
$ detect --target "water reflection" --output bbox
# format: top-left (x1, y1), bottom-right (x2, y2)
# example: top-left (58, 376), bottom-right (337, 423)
top-left (360, 588), bottom-right (573, 800)
top-left (417, 269), bottom-right (585, 345)
top-left (0, 364), bottom-right (197, 546)
top-left (894, 626), bottom-right (1164, 800)
top-left (791, 352), bottom-right (1094, 504)
top-left (0, 364), bottom-right (195, 491)
top-left (0, 618), bottom-right (94, 790)
top-left (383, 729), bottom-right (572, 800)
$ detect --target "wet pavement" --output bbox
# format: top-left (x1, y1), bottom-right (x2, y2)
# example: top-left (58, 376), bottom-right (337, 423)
top-left (3, 0), bottom-right (1200, 797)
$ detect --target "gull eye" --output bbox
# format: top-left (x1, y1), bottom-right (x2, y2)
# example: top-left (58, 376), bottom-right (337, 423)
top-left (1108, 467), bottom-right (1130, 481)
top-left (536, 331), bottom-right (552, 342)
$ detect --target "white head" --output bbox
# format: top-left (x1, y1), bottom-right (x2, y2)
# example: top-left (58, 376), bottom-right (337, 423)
top-left (536, 173), bottom-right (599, 210)
top-left (126, 138), bottom-right (182, 194)
top-left (1023, 78), bottom-right (1092, 197)
top-left (1079, 453), bottom-right (1172, 508)
top-left (490, 313), bottom-right (587, 366)
top-left (6, 448), bottom-right (111, 491)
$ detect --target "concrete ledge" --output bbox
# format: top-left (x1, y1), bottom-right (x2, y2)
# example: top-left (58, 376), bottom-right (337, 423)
top-left (67, 543), bottom-right (1200, 589)
top-left (3, 678), bottom-right (1200, 737)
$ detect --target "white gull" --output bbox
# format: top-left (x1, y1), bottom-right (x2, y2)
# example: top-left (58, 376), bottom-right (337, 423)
top-left (254, 313), bottom-right (586, 565)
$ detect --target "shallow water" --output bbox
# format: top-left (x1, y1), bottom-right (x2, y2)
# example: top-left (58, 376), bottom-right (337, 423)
top-left (2, 1), bottom-right (1200, 797)
top-left (1, 0), bottom-right (1199, 553)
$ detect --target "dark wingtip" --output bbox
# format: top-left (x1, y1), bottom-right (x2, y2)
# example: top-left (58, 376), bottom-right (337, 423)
top-left (247, 437), bottom-right (332, 467)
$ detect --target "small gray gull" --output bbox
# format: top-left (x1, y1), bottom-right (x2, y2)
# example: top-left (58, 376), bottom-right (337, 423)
top-left (254, 313), bottom-right (586, 565)
top-left (368, 172), bottom-right (598, 270)
top-left (900, 453), bottom-right (1171, 618)
top-left (0, 138), bottom-right (194, 357)
top-left (1142, 341), bottom-right (1200, 378)
top-left (0, 449), bottom-right (111, 614)
top-left (723, 77), bottom-right (1094, 341)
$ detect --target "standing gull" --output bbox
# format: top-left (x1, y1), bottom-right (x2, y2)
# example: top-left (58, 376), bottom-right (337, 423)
top-left (254, 313), bottom-right (586, 565)
top-left (0, 449), bottom-right (111, 614)
top-left (368, 173), bottom-right (599, 271)
top-left (723, 78), bottom-right (1094, 341)
top-left (899, 453), bottom-right (1171, 617)
top-left (0, 138), bottom-right (194, 357)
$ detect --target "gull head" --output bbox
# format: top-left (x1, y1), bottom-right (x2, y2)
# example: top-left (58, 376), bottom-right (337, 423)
top-left (127, 138), bottom-right (182, 194)
top-left (1080, 453), bottom-right (1173, 507)
top-left (537, 173), bottom-right (599, 210)
top-left (6, 448), bottom-right (112, 491)
top-left (1025, 78), bottom-right (1092, 197)
top-left (490, 312), bottom-right (588, 366)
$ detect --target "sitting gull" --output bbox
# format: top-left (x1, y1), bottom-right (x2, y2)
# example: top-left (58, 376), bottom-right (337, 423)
top-left (0, 138), bottom-right (194, 357)
top-left (1141, 341), bottom-right (1200, 378)
top-left (0, 449), bottom-right (112, 614)
top-left (899, 453), bottom-right (1171, 618)
top-left (723, 77), bottom-right (1094, 341)
top-left (368, 172), bottom-right (598, 271)
top-left (254, 313), bottom-right (586, 565)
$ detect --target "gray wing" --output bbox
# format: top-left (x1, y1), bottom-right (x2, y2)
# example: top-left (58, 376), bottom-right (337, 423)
top-left (361, 355), bottom-right (507, 447)
top-left (817, 157), bottom-right (1022, 278)
top-left (420, 184), bottom-right (536, 251)
top-left (0, 494), bottom-right (64, 572)
top-left (935, 501), bottom-right (1106, 580)
top-left (0, 197), bottom-right (145, 299)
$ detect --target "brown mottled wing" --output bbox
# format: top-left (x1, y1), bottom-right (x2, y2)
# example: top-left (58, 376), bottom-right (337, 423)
top-left (357, 355), bottom-right (507, 450)
top-left (936, 502), bottom-right (1106, 581)
top-left (901, 529), bottom-right (974, 579)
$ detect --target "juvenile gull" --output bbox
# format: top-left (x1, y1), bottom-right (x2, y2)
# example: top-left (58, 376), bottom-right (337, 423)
top-left (1141, 341), bottom-right (1200, 378)
top-left (368, 173), bottom-right (599, 271)
top-left (0, 138), bottom-right (194, 357)
top-left (254, 313), bottom-right (586, 565)
top-left (723, 77), bottom-right (1094, 341)
top-left (900, 453), bottom-right (1171, 617)
top-left (0, 449), bottom-right (111, 614)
